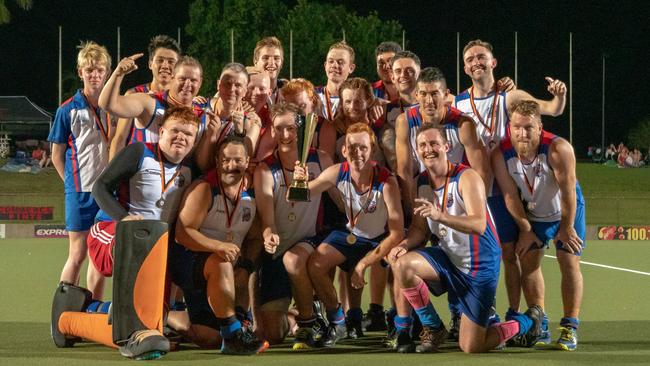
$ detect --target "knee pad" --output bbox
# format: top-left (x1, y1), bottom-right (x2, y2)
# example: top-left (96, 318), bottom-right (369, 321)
top-left (51, 282), bottom-right (93, 347)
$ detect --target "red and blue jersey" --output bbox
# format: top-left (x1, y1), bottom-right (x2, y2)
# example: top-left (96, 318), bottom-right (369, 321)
top-left (417, 164), bottom-right (501, 278)
top-left (48, 90), bottom-right (110, 193)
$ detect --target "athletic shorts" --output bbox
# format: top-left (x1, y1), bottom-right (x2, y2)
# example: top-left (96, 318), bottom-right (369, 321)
top-left (168, 241), bottom-right (219, 330)
top-left (65, 192), bottom-right (99, 231)
top-left (531, 185), bottom-right (587, 256)
top-left (487, 195), bottom-right (517, 244)
top-left (416, 246), bottom-right (499, 328)
top-left (87, 221), bottom-right (116, 277)
top-left (258, 234), bottom-right (323, 307)
top-left (321, 230), bottom-right (387, 272)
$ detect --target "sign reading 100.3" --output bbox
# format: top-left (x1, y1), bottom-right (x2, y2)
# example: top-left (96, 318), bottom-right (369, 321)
top-left (597, 226), bottom-right (650, 240)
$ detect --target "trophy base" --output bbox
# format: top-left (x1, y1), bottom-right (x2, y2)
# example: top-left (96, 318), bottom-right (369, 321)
top-left (287, 186), bottom-right (310, 202)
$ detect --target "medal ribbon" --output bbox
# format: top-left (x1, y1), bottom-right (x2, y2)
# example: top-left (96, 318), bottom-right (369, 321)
top-left (156, 145), bottom-right (182, 200)
top-left (324, 87), bottom-right (334, 121)
top-left (469, 84), bottom-right (499, 135)
top-left (277, 152), bottom-right (296, 208)
top-left (218, 175), bottom-right (245, 231)
top-left (82, 93), bottom-right (109, 143)
top-left (347, 164), bottom-right (376, 231)
top-left (520, 156), bottom-right (540, 198)
top-left (428, 161), bottom-right (453, 213)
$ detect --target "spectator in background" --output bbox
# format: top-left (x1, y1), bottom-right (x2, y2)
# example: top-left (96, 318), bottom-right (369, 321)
top-left (32, 144), bottom-right (51, 168)
top-left (617, 146), bottom-right (628, 167)
top-left (605, 144), bottom-right (616, 160)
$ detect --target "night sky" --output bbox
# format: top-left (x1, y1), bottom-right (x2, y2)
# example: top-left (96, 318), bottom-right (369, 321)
top-left (1, 0), bottom-right (648, 153)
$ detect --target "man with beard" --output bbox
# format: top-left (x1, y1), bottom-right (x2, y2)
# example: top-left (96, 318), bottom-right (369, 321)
top-left (196, 63), bottom-right (261, 172)
top-left (171, 135), bottom-right (269, 355)
top-left (316, 41), bottom-right (356, 121)
top-left (455, 39), bottom-right (566, 343)
top-left (388, 124), bottom-right (543, 353)
top-left (292, 122), bottom-right (404, 348)
top-left (52, 106), bottom-right (199, 360)
top-left (109, 35), bottom-right (180, 160)
top-left (254, 102), bottom-right (333, 349)
top-left (491, 100), bottom-right (585, 351)
top-left (253, 37), bottom-right (286, 105)
top-left (99, 54), bottom-right (208, 145)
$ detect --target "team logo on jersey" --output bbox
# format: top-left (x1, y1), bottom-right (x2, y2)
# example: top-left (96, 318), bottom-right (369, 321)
top-left (446, 194), bottom-right (453, 208)
top-left (242, 207), bottom-right (252, 222)
top-left (366, 200), bottom-right (377, 213)
top-left (534, 164), bottom-right (543, 177)
top-left (175, 175), bottom-right (186, 187)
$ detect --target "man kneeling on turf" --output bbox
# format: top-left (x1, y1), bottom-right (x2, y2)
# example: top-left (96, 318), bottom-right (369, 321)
top-left (51, 106), bottom-right (198, 360)
top-left (171, 135), bottom-right (269, 355)
top-left (292, 122), bottom-right (404, 348)
top-left (389, 124), bottom-right (542, 353)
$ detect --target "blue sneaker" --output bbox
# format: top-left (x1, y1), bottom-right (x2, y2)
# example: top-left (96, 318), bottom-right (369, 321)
top-left (555, 326), bottom-right (577, 351)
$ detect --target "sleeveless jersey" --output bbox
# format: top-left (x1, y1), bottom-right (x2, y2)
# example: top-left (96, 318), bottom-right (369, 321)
top-left (127, 83), bottom-right (151, 94)
top-left (316, 86), bottom-right (340, 121)
top-left (335, 162), bottom-right (392, 239)
top-left (386, 100), bottom-right (417, 130)
top-left (500, 130), bottom-right (563, 222)
top-left (417, 164), bottom-right (501, 278)
top-left (455, 88), bottom-right (509, 151)
top-left (372, 80), bottom-right (396, 102)
top-left (48, 90), bottom-right (110, 193)
top-left (96, 143), bottom-right (192, 224)
top-left (263, 149), bottom-right (323, 246)
top-left (198, 170), bottom-right (256, 247)
top-left (129, 91), bottom-right (208, 144)
top-left (406, 105), bottom-right (466, 175)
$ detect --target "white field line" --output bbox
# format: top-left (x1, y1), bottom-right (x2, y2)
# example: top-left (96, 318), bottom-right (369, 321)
top-left (544, 255), bottom-right (650, 276)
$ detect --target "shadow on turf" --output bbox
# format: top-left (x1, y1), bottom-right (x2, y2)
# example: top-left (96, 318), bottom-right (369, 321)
top-left (4, 321), bottom-right (650, 360)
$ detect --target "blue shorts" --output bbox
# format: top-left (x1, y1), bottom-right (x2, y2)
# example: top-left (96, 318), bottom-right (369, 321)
top-left (416, 246), bottom-right (499, 327)
top-left (168, 241), bottom-right (219, 329)
top-left (321, 230), bottom-right (386, 272)
top-left (65, 192), bottom-right (99, 231)
top-left (487, 195), bottom-right (517, 244)
top-left (258, 234), bottom-right (323, 306)
top-left (531, 185), bottom-right (587, 256)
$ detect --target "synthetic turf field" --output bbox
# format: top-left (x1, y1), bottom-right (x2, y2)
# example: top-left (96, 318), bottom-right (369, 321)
top-left (1, 239), bottom-right (649, 365)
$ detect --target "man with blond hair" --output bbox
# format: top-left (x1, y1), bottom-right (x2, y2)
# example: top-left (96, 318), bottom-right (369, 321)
top-left (48, 41), bottom-right (114, 301)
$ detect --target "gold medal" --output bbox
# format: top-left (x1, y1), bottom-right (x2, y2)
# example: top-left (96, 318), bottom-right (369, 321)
top-left (288, 212), bottom-right (296, 222)
top-left (527, 201), bottom-right (536, 211)
top-left (346, 233), bottom-right (357, 245)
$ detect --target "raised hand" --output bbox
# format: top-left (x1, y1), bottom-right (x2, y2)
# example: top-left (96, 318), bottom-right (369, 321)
top-left (115, 53), bottom-right (144, 77)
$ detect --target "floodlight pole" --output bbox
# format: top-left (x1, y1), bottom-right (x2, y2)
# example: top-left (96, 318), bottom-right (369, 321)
top-left (289, 29), bottom-right (293, 80)
top-left (601, 54), bottom-right (606, 153)
top-left (117, 27), bottom-right (121, 61)
top-left (231, 29), bottom-right (234, 63)
top-left (58, 26), bottom-right (62, 105)
top-left (514, 31), bottom-right (518, 85)
top-left (177, 27), bottom-right (181, 49)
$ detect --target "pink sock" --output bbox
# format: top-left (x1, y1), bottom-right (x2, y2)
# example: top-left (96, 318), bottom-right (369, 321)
top-left (493, 320), bottom-right (520, 344)
top-left (401, 281), bottom-right (430, 310)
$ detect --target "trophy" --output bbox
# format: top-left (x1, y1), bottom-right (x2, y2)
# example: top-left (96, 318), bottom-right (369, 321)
top-left (287, 112), bottom-right (318, 202)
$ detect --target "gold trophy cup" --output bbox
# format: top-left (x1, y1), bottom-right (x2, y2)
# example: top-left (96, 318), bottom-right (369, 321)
top-left (287, 112), bottom-right (318, 202)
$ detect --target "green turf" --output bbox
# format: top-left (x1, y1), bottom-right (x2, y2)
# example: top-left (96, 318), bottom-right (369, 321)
top-left (1, 239), bottom-right (649, 365)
